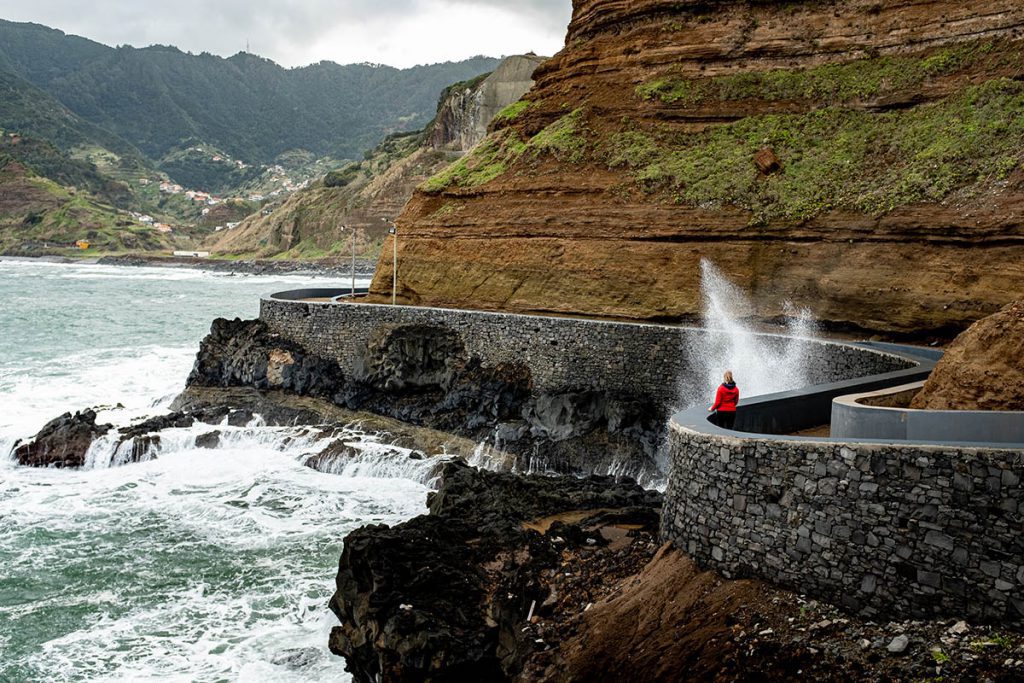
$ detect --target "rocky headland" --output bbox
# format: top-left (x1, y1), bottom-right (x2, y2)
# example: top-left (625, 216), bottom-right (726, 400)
top-left (368, 0), bottom-right (1024, 336)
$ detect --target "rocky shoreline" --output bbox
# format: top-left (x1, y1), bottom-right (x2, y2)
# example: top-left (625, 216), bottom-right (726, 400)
top-left (9, 312), bottom-right (1024, 682)
top-left (0, 253), bottom-right (378, 277)
top-left (329, 460), bottom-right (1024, 683)
top-left (97, 254), bottom-right (379, 277)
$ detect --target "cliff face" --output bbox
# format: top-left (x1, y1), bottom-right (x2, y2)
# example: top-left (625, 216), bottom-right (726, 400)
top-left (207, 55), bottom-right (544, 259)
top-left (371, 0), bottom-right (1024, 335)
top-left (430, 55), bottom-right (546, 152)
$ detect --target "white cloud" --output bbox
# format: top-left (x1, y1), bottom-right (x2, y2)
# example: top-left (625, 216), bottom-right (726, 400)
top-left (0, 0), bottom-right (573, 68)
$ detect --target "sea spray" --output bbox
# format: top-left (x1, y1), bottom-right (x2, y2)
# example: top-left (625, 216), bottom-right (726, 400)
top-left (682, 260), bottom-right (820, 407)
top-left (0, 260), bottom-right (395, 682)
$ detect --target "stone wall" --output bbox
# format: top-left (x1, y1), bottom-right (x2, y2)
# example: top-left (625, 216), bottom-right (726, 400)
top-left (662, 424), bottom-right (1024, 625)
top-left (259, 298), bottom-right (912, 406)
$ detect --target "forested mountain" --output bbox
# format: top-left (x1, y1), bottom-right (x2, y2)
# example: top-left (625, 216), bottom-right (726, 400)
top-left (0, 19), bottom-right (500, 164)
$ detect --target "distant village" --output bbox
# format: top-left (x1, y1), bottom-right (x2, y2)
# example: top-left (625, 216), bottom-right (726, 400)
top-left (132, 146), bottom-right (316, 234)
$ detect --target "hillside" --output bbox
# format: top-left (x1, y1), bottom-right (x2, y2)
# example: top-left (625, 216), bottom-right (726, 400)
top-left (207, 55), bottom-right (545, 260)
top-left (0, 158), bottom-right (169, 255)
top-left (369, 0), bottom-right (1024, 336)
top-left (0, 20), bottom-right (501, 169)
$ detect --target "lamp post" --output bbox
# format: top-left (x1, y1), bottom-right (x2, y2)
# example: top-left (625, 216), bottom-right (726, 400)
top-left (350, 226), bottom-right (356, 298)
top-left (388, 225), bottom-right (397, 305)
top-left (342, 225), bottom-right (357, 297)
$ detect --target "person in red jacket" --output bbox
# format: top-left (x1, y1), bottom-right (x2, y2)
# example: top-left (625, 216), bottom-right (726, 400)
top-left (709, 370), bottom-right (740, 429)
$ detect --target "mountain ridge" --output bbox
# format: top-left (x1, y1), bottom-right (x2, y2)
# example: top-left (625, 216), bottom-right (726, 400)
top-left (0, 19), bottom-right (500, 166)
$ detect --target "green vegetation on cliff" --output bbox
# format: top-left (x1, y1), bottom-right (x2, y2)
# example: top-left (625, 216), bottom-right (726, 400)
top-left (422, 129), bottom-right (528, 192)
top-left (0, 159), bottom-right (166, 254)
top-left (423, 109), bottom-right (588, 191)
top-left (424, 38), bottom-right (1024, 223)
top-left (610, 78), bottom-right (1024, 222)
top-left (636, 39), bottom-right (1020, 106)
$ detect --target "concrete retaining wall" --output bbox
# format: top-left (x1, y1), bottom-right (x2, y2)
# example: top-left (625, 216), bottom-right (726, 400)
top-left (662, 423), bottom-right (1024, 624)
top-left (833, 383), bottom-right (1024, 445)
top-left (259, 296), bottom-right (912, 406)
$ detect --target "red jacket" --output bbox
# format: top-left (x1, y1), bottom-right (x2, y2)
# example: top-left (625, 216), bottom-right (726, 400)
top-left (712, 383), bottom-right (739, 413)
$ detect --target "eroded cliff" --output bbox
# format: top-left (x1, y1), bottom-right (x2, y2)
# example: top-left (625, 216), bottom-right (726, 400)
top-left (370, 0), bottom-right (1024, 335)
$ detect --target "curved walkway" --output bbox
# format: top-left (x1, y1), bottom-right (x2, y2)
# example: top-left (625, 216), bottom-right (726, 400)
top-left (672, 340), bottom-right (1024, 449)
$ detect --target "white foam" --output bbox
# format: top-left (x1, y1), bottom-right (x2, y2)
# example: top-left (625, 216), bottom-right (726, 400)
top-left (0, 261), bottom-right (401, 682)
top-left (682, 259), bottom-right (821, 407)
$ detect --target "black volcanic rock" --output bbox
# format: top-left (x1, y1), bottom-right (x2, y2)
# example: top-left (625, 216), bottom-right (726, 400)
top-left (185, 319), bottom-right (664, 479)
top-left (328, 460), bottom-right (662, 682)
top-left (14, 409), bottom-right (112, 468)
top-left (188, 318), bottom-right (345, 398)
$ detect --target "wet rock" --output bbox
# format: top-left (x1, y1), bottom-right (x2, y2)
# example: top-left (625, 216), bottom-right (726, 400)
top-left (328, 460), bottom-right (662, 682)
top-left (194, 431), bottom-right (221, 449)
top-left (118, 412), bottom-right (195, 440)
top-left (270, 647), bottom-right (320, 669)
top-left (187, 320), bottom-right (665, 479)
top-left (227, 409), bottom-right (254, 427)
top-left (188, 318), bottom-right (345, 398)
top-left (14, 409), bottom-right (112, 468)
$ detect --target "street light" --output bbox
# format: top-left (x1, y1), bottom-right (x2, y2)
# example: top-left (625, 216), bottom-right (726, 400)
top-left (341, 225), bottom-right (356, 297)
top-left (388, 225), bottom-right (397, 306)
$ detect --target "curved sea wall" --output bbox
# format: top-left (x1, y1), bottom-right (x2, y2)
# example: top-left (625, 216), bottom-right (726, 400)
top-left (832, 382), bottom-right (1024, 444)
top-left (259, 296), bottom-right (912, 406)
top-left (662, 422), bottom-right (1024, 625)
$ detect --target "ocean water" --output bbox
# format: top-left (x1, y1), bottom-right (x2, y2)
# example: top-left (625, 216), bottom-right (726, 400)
top-left (0, 260), bottom-right (426, 682)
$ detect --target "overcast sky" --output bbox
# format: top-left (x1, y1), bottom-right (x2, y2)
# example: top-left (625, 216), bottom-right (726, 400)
top-left (0, 0), bottom-right (574, 68)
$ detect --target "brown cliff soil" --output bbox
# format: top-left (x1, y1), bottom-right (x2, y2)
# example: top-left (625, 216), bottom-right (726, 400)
top-left (912, 300), bottom-right (1024, 410)
top-left (526, 544), bottom-right (1024, 682)
top-left (370, 0), bottom-right (1024, 335)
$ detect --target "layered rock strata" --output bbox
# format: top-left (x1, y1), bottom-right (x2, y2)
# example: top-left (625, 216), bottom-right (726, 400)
top-left (370, 0), bottom-right (1024, 335)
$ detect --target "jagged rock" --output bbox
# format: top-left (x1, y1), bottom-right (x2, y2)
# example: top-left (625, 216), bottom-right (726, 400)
top-left (328, 460), bottom-right (662, 682)
top-left (184, 321), bottom-right (663, 478)
top-left (118, 412), bottom-right (195, 440)
top-left (188, 318), bottom-right (345, 398)
top-left (14, 409), bottom-right (112, 468)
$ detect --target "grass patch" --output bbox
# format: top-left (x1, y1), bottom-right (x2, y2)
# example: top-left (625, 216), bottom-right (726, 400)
top-left (421, 129), bottom-right (528, 192)
top-left (527, 109), bottom-right (589, 163)
top-left (494, 100), bottom-right (533, 123)
top-left (609, 78), bottom-right (1024, 223)
top-left (636, 40), bottom-right (1017, 106)
top-left (970, 634), bottom-right (1014, 651)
